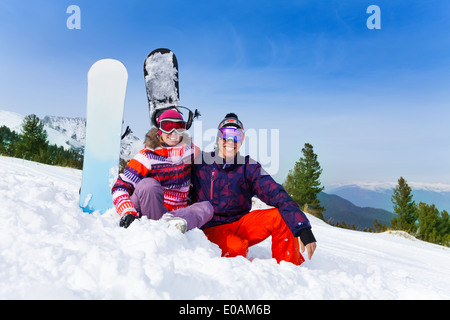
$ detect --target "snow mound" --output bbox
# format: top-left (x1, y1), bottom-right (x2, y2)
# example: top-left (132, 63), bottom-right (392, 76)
top-left (1, 155), bottom-right (450, 299)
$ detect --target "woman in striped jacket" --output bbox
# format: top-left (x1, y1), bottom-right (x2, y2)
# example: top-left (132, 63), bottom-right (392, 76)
top-left (111, 108), bottom-right (213, 231)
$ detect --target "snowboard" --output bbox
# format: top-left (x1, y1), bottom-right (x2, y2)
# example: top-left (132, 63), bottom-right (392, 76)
top-left (79, 59), bottom-right (128, 214)
top-left (143, 48), bottom-right (179, 127)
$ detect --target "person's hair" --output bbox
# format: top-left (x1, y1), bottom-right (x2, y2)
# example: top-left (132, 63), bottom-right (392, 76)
top-left (224, 112), bottom-right (238, 119)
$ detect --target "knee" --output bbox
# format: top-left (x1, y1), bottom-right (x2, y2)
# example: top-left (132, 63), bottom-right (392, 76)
top-left (260, 208), bottom-right (290, 233)
top-left (190, 201), bottom-right (214, 227)
top-left (201, 201), bottom-right (214, 221)
top-left (134, 178), bottom-right (163, 198)
top-left (225, 238), bottom-right (249, 258)
top-left (205, 227), bottom-right (249, 258)
top-left (265, 208), bottom-right (283, 224)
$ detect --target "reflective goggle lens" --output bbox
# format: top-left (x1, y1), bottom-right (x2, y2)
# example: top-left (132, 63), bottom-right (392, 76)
top-left (159, 120), bottom-right (186, 134)
top-left (218, 128), bottom-right (245, 142)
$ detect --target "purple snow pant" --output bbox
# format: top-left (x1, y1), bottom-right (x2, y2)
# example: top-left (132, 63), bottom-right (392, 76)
top-left (130, 178), bottom-right (213, 231)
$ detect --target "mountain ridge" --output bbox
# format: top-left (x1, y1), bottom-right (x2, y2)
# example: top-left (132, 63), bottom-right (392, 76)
top-left (0, 110), bottom-right (143, 161)
top-left (318, 191), bottom-right (395, 230)
top-left (327, 183), bottom-right (450, 213)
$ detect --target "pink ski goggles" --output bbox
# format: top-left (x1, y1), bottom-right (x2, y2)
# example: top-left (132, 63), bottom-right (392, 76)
top-left (217, 127), bottom-right (245, 143)
top-left (159, 119), bottom-right (186, 134)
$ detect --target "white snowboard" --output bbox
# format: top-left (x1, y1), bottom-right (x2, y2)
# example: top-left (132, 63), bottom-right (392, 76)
top-left (79, 59), bottom-right (128, 214)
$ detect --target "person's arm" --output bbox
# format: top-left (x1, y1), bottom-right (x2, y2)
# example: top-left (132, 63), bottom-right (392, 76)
top-left (112, 149), bottom-right (151, 227)
top-left (246, 159), bottom-right (317, 248)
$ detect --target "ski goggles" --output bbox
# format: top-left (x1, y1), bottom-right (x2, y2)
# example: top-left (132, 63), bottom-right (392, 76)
top-left (159, 119), bottom-right (186, 134)
top-left (217, 127), bottom-right (245, 143)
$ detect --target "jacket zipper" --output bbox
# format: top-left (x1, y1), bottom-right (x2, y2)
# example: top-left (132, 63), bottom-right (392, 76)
top-left (210, 169), bottom-right (217, 200)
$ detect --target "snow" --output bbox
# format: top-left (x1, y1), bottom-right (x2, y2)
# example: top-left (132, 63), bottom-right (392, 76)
top-left (1, 155), bottom-right (450, 300)
top-left (144, 50), bottom-right (179, 106)
top-left (42, 115), bottom-right (86, 151)
top-left (0, 110), bottom-right (24, 132)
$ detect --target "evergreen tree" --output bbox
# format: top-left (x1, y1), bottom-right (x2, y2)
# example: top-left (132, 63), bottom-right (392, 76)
top-left (416, 204), bottom-right (450, 246)
top-left (391, 177), bottom-right (418, 233)
top-left (15, 114), bottom-right (49, 162)
top-left (372, 219), bottom-right (387, 233)
top-left (440, 210), bottom-right (450, 247)
top-left (438, 210), bottom-right (450, 246)
top-left (0, 125), bottom-right (20, 156)
top-left (47, 144), bottom-right (83, 169)
top-left (416, 202), bottom-right (440, 243)
top-left (1, 118), bottom-right (82, 169)
top-left (283, 143), bottom-right (324, 219)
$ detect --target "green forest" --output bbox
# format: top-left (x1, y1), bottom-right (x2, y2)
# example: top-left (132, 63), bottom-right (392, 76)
top-left (0, 114), bottom-right (83, 169)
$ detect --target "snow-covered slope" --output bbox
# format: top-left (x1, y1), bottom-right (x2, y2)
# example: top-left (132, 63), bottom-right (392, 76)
top-left (1, 155), bottom-right (449, 299)
top-left (0, 110), bottom-right (23, 132)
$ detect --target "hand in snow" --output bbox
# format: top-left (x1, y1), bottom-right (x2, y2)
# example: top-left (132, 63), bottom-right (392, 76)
top-left (301, 241), bottom-right (316, 260)
top-left (120, 214), bottom-right (136, 228)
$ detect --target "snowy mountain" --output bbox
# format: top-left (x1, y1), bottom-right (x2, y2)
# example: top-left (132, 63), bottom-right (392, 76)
top-left (1, 155), bottom-right (449, 299)
top-left (0, 110), bottom-right (144, 161)
top-left (328, 182), bottom-right (450, 213)
top-left (0, 109), bottom-right (23, 132)
top-left (41, 115), bottom-right (86, 152)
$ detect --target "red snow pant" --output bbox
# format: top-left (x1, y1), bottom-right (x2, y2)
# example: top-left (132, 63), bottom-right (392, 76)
top-left (203, 208), bottom-right (305, 266)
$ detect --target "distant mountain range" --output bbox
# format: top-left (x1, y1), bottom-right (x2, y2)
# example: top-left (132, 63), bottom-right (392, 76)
top-left (318, 182), bottom-right (450, 230)
top-left (0, 110), bottom-right (144, 161)
top-left (327, 183), bottom-right (450, 213)
top-left (318, 192), bottom-right (395, 230)
top-left (327, 184), bottom-right (394, 211)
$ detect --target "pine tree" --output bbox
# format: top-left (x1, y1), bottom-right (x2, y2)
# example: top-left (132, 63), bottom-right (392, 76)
top-left (15, 114), bottom-right (49, 162)
top-left (438, 210), bottom-right (450, 246)
top-left (283, 143), bottom-right (324, 219)
top-left (390, 177), bottom-right (418, 233)
top-left (0, 125), bottom-right (20, 156)
top-left (416, 202), bottom-right (440, 243)
top-left (416, 204), bottom-right (450, 246)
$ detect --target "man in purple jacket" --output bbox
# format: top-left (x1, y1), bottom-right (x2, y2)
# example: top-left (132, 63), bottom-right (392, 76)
top-left (191, 113), bottom-right (317, 265)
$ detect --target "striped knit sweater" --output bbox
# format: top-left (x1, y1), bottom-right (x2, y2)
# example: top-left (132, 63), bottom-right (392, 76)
top-left (112, 142), bottom-right (198, 217)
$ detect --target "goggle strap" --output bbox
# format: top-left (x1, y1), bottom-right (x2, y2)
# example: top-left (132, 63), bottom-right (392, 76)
top-left (159, 118), bottom-right (185, 123)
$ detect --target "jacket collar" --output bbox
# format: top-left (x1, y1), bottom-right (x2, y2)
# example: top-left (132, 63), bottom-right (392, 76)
top-left (208, 151), bottom-right (246, 170)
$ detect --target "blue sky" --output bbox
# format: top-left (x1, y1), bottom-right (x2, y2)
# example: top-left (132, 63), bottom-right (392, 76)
top-left (1, 0), bottom-right (450, 186)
